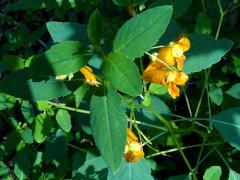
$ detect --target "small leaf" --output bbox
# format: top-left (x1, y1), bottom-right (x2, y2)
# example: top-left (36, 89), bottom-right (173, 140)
top-left (87, 10), bottom-right (103, 45)
top-left (212, 107), bottom-right (240, 149)
top-left (226, 83), bottom-right (240, 99)
top-left (149, 0), bottom-right (192, 18)
top-left (90, 87), bottom-right (127, 173)
top-left (74, 84), bottom-right (89, 108)
top-left (209, 86), bottom-right (223, 106)
top-left (1, 55), bottom-right (24, 71)
top-left (30, 41), bottom-right (91, 76)
top-left (0, 69), bottom-right (71, 101)
top-left (203, 166), bottom-right (222, 180)
top-left (113, 6), bottom-right (172, 58)
top-left (21, 101), bottom-right (35, 124)
top-left (34, 113), bottom-right (52, 143)
top-left (56, 109), bottom-right (72, 132)
top-left (149, 83), bottom-right (168, 95)
top-left (184, 34), bottom-right (233, 74)
top-left (195, 13), bottom-right (212, 35)
top-left (20, 128), bottom-right (34, 144)
top-left (47, 22), bottom-right (88, 44)
top-left (103, 52), bottom-right (142, 96)
top-left (107, 159), bottom-right (153, 180)
top-left (0, 93), bottom-right (16, 110)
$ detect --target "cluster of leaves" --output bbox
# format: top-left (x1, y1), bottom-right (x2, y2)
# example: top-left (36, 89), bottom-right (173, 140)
top-left (0, 0), bottom-right (240, 179)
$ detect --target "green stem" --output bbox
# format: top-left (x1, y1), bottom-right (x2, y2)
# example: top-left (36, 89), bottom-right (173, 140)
top-left (183, 89), bottom-right (193, 117)
top-left (215, 147), bottom-right (231, 169)
top-left (48, 101), bottom-right (90, 114)
top-left (194, 136), bottom-right (207, 173)
top-left (67, 143), bottom-right (89, 153)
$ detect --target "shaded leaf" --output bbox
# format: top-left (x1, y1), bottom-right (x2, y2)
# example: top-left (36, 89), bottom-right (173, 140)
top-left (209, 86), bottom-right (223, 106)
top-left (30, 41), bottom-right (91, 76)
top-left (212, 107), bottom-right (240, 149)
top-left (113, 6), bottom-right (172, 58)
top-left (90, 87), bottom-right (127, 173)
top-left (112, 0), bottom-right (147, 6)
top-left (228, 169), bottom-right (240, 180)
top-left (184, 34), bottom-right (233, 74)
top-left (226, 83), bottom-right (240, 99)
top-left (0, 69), bottom-right (71, 101)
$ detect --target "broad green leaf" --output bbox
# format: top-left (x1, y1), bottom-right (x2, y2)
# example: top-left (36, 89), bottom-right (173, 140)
top-left (149, 0), bottom-right (192, 18)
top-left (20, 128), bottom-right (34, 144)
top-left (149, 83), bottom-right (168, 95)
top-left (195, 13), bottom-right (212, 35)
top-left (112, 0), bottom-right (147, 6)
top-left (209, 86), bottom-right (223, 106)
top-left (203, 166), bottom-right (222, 180)
top-left (212, 107), bottom-right (240, 149)
top-left (184, 34), bottom-right (233, 74)
top-left (228, 169), bottom-right (240, 180)
top-left (226, 83), bottom-right (240, 99)
top-left (113, 6), bottom-right (172, 58)
top-left (87, 10), bottom-right (103, 45)
top-left (107, 159), bottom-right (153, 180)
top-left (90, 87), bottom-right (127, 173)
top-left (30, 41), bottom-right (91, 76)
top-left (0, 69), bottom-right (71, 101)
top-left (56, 109), bottom-right (72, 132)
top-left (0, 161), bottom-right (9, 176)
top-left (103, 52), bottom-right (142, 96)
top-left (34, 113), bottom-right (52, 143)
top-left (4, 131), bottom-right (21, 155)
top-left (47, 22), bottom-right (88, 43)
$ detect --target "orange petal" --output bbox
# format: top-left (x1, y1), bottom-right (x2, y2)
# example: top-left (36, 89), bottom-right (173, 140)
top-left (80, 66), bottom-right (98, 87)
top-left (174, 71), bottom-right (188, 86)
top-left (124, 149), bottom-right (144, 162)
top-left (127, 128), bottom-right (139, 142)
top-left (142, 68), bottom-right (169, 85)
top-left (157, 47), bottom-right (175, 66)
top-left (176, 55), bottom-right (186, 70)
top-left (168, 82), bottom-right (180, 99)
top-left (177, 36), bottom-right (191, 52)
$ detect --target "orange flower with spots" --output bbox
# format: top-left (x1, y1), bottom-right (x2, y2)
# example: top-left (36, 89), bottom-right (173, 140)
top-left (142, 34), bottom-right (190, 99)
top-left (123, 128), bottom-right (144, 163)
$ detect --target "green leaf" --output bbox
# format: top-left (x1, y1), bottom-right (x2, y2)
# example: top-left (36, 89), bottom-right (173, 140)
top-left (103, 52), bottom-right (142, 96)
top-left (20, 128), bottom-right (34, 144)
top-left (226, 83), bottom-right (240, 99)
top-left (112, 0), bottom-right (147, 6)
top-left (0, 69), bottom-right (71, 101)
top-left (195, 13), bottom-right (212, 35)
top-left (228, 169), bottom-right (240, 180)
top-left (0, 93), bottom-right (16, 110)
top-left (21, 101), bottom-right (35, 124)
top-left (168, 173), bottom-right (192, 180)
top-left (0, 161), bottom-right (9, 176)
top-left (34, 113), bottom-right (52, 143)
top-left (74, 84), bottom-right (89, 108)
top-left (4, 131), bottom-right (21, 155)
top-left (30, 41), bottom-right (91, 76)
top-left (149, 0), bottom-right (192, 18)
top-left (56, 109), bottom-right (72, 132)
top-left (1, 55), bottom-right (24, 71)
top-left (47, 22), bottom-right (88, 43)
top-left (149, 83), bottom-right (168, 95)
top-left (90, 87), bottom-right (127, 173)
top-left (203, 166), bottom-right (222, 180)
top-left (212, 107), bottom-right (240, 149)
top-left (184, 34), bottom-right (233, 74)
top-left (113, 6), bottom-right (172, 58)
top-left (209, 86), bottom-right (223, 106)
top-left (87, 10), bottom-right (103, 45)
top-left (107, 159), bottom-right (153, 180)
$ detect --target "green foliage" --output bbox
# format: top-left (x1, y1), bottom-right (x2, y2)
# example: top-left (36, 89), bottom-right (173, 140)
top-left (90, 87), bottom-right (127, 172)
top-left (203, 166), bottom-right (222, 180)
top-left (1, 0), bottom-right (240, 179)
top-left (184, 34), bottom-right (233, 74)
top-left (113, 6), bottom-right (173, 58)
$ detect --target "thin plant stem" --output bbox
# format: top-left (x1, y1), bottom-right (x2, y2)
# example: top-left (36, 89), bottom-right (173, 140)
top-left (47, 101), bottom-right (90, 114)
top-left (194, 136), bottom-right (207, 173)
top-left (215, 147), bottom-right (231, 168)
top-left (183, 89), bottom-right (193, 117)
top-left (193, 148), bottom-right (215, 171)
top-left (225, 3), bottom-right (240, 14)
top-left (67, 143), bottom-right (89, 153)
top-left (201, 0), bottom-right (206, 13)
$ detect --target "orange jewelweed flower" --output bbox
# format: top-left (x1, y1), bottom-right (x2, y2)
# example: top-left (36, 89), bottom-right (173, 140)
top-left (80, 66), bottom-right (99, 87)
top-left (168, 82), bottom-right (180, 99)
top-left (123, 128), bottom-right (144, 163)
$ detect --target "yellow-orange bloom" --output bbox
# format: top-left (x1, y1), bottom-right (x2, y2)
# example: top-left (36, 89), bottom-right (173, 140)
top-left (80, 66), bottom-right (99, 87)
top-left (157, 47), bottom-right (175, 66)
top-left (167, 70), bottom-right (188, 86)
top-left (168, 82), bottom-right (180, 99)
top-left (123, 128), bottom-right (144, 163)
